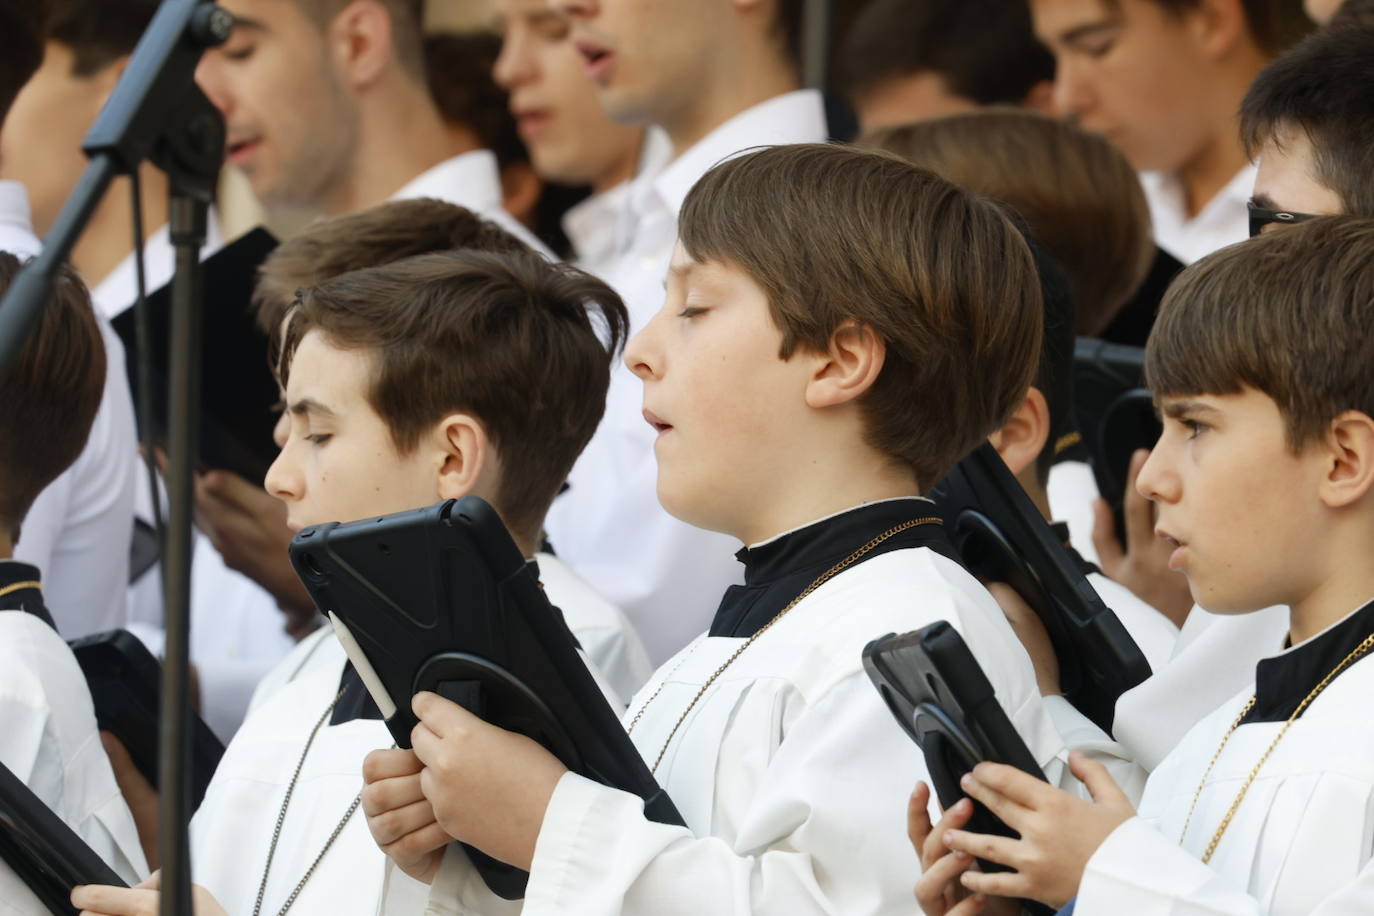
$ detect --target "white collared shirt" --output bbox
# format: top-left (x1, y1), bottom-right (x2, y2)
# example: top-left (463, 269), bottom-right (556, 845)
top-left (563, 182), bottom-right (633, 277)
top-left (1140, 164), bottom-right (1256, 266)
top-left (0, 180), bottom-right (139, 640)
top-left (390, 149), bottom-right (552, 257)
top-left (544, 89), bottom-right (831, 664)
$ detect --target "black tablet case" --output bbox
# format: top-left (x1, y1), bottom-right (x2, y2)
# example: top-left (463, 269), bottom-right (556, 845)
top-left (288, 496), bottom-right (682, 900)
top-left (109, 227), bottom-right (280, 484)
top-left (931, 441), bottom-right (1151, 733)
top-left (68, 629), bottom-right (226, 809)
top-left (863, 624), bottom-right (1054, 915)
top-left (0, 759), bottom-right (127, 915)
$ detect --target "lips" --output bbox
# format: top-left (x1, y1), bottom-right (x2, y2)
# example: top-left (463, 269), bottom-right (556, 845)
top-left (514, 108), bottom-right (553, 142)
top-left (225, 135), bottom-right (261, 168)
top-left (573, 38), bottom-right (615, 84)
top-left (1157, 528), bottom-right (1188, 571)
top-left (643, 409), bottom-right (672, 436)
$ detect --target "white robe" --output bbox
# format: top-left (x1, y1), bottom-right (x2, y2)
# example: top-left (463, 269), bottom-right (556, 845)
top-left (412, 545), bottom-right (1079, 916)
top-left (0, 609), bottom-right (147, 914)
top-left (1078, 650), bottom-right (1374, 914)
top-left (190, 553), bottom-right (645, 915)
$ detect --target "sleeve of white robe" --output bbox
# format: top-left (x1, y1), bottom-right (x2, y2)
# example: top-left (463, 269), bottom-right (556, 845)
top-left (425, 672), bottom-right (928, 916)
top-left (1041, 695), bottom-right (1148, 803)
top-left (1076, 816), bottom-right (1374, 915)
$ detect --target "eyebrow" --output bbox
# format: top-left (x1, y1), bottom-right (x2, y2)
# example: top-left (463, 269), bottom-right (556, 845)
top-left (1058, 19), bottom-right (1121, 46)
top-left (1160, 399), bottom-right (1220, 420)
top-left (227, 15), bottom-right (267, 34)
top-left (288, 397), bottom-right (336, 418)
top-left (1249, 193), bottom-right (1279, 210)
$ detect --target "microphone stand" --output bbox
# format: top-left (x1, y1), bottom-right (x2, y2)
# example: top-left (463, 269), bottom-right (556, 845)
top-left (0, 3), bottom-right (231, 914)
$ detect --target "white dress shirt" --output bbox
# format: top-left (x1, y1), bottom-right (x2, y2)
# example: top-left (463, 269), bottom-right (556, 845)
top-left (544, 90), bottom-right (831, 664)
top-left (391, 149), bottom-right (552, 257)
top-left (562, 182), bottom-right (632, 278)
top-left (0, 591), bottom-right (147, 910)
top-left (191, 552), bottom-right (645, 916)
top-left (1079, 621), bottom-right (1374, 914)
top-left (1140, 164), bottom-right (1256, 266)
top-left (413, 539), bottom-right (1074, 916)
top-left (0, 180), bottom-right (140, 640)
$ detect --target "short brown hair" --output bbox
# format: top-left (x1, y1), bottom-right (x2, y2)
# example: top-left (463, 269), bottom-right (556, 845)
top-left (1, 2), bottom-right (44, 123)
top-left (279, 250), bottom-right (629, 538)
top-left (679, 143), bottom-right (1043, 491)
top-left (253, 197), bottom-right (532, 342)
top-left (862, 109), bottom-right (1154, 336)
top-left (1239, 23), bottom-right (1374, 216)
top-left (295, 0), bottom-right (426, 78)
top-left (1110, 0), bottom-right (1310, 57)
top-left (0, 252), bottom-right (106, 538)
top-left (45, 0), bottom-right (160, 76)
top-left (1146, 216), bottom-right (1374, 450)
top-left (424, 32), bottom-right (526, 171)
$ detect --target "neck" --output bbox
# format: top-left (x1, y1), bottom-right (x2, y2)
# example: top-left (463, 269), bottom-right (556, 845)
top-left (318, 78), bottom-right (466, 217)
top-left (660, 48), bottom-right (800, 156)
top-left (1017, 469), bottom-right (1054, 521)
top-left (592, 131), bottom-right (646, 196)
top-left (1289, 563), bottom-right (1374, 647)
top-left (738, 452), bottom-right (919, 547)
top-left (0, 531), bottom-right (11, 560)
top-left (70, 163), bottom-right (169, 288)
top-left (1173, 52), bottom-right (1267, 219)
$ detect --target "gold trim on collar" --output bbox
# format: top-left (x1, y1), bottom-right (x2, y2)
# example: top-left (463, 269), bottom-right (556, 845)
top-left (0, 581), bottom-right (41, 600)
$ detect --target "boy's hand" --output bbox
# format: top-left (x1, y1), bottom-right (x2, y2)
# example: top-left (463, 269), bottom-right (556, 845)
top-left (943, 752), bottom-right (1135, 907)
top-left (410, 691), bottom-right (567, 871)
top-left (100, 732), bottom-right (159, 869)
top-left (909, 783), bottom-right (1020, 916)
top-left (361, 748), bottom-right (452, 885)
top-left (72, 871), bottom-right (228, 915)
top-left (1091, 449), bottom-right (1192, 628)
top-left (987, 582), bottom-right (1060, 697)
top-left (192, 469), bottom-right (319, 640)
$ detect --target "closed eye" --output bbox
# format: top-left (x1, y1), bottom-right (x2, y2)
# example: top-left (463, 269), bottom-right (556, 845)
top-left (305, 433), bottom-right (333, 446)
top-left (677, 306), bottom-right (707, 319)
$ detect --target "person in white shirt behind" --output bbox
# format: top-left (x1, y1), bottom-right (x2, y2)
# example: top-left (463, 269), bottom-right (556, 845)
top-left (490, 0), bottom-right (651, 275)
top-left (544, 0), bottom-right (831, 664)
top-left (1029, 0), bottom-right (1306, 266)
top-left (0, 252), bottom-right (147, 910)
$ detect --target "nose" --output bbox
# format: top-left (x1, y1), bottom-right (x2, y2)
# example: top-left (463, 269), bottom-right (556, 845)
top-left (1049, 57), bottom-right (1090, 121)
top-left (264, 440), bottom-right (301, 505)
top-left (272, 408), bottom-right (289, 449)
top-left (195, 53), bottom-right (232, 117)
top-left (493, 28), bottom-right (535, 90)
top-left (1135, 445), bottom-right (1175, 505)
top-left (623, 311), bottom-right (663, 382)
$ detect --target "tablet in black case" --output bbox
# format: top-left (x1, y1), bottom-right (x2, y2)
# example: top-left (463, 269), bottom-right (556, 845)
top-left (288, 496), bottom-right (682, 900)
top-left (0, 760), bottom-right (127, 915)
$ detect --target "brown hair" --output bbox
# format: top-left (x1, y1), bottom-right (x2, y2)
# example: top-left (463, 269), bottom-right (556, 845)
top-left (295, 0), bottom-right (426, 79)
top-left (0, 252), bottom-right (106, 538)
top-left (279, 250), bottom-right (628, 538)
top-left (1108, 0), bottom-right (1310, 57)
top-left (1239, 23), bottom-right (1374, 216)
top-left (424, 32), bottom-right (527, 171)
top-left (44, 0), bottom-right (160, 76)
top-left (1146, 216), bottom-right (1374, 450)
top-left (679, 143), bottom-right (1043, 491)
top-left (862, 109), bottom-right (1154, 336)
top-left (254, 197), bottom-right (532, 343)
top-left (1, 2), bottom-right (44, 123)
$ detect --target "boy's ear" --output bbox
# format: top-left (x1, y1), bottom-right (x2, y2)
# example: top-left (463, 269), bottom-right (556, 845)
top-left (1319, 411), bottom-right (1374, 509)
top-left (804, 319), bottom-right (886, 410)
top-left (434, 413), bottom-right (491, 501)
top-left (1189, 0), bottom-right (1250, 60)
top-left (989, 387), bottom-right (1051, 479)
top-left (328, 0), bottom-right (394, 90)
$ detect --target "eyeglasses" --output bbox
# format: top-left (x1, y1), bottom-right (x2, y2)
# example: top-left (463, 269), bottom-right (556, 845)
top-left (1248, 203), bottom-right (1320, 237)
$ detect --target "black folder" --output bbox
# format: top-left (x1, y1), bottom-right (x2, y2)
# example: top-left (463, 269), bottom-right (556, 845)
top-left (288, 496), bottom-right (682, 900)
top-left (109, 227), bottom-right (280, 484)
top-left (931, 441), bottom-right (1151, 733)
top-left (68, 629), bottom-right (226, 809)
top-left (0, 759), bottom-right (127, 915)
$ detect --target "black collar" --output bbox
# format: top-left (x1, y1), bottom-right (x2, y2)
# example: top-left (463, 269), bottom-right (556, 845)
top-left (708, 499), bottom-right (959, 639)
top-left (1241, 598), bottom-right (1374, 725)
top-left (0, 560), bottom-right (56, 631)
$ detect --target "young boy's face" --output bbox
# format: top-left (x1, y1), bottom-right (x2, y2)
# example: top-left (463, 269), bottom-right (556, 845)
top-left (1031, 0), bottom-right (1222, 174)
top-left (1138, 387), bottom-right (1329, 614)
top-left (623, 244), bottom-right (818, 543)
top-left (196, 0), bottom-right (358, 209)
top-left (265, 328), bottom-right (441, 532)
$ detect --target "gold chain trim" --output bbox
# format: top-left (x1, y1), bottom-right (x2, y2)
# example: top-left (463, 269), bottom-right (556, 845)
top-left (628, 517), bottom-right (942, 775)
top-left (0, 581), bottom-right (41, 600)
top-left (1180, 630), bottom-right (1374, 863)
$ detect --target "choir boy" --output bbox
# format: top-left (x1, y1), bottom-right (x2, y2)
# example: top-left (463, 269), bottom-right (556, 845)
top-left (914, 216), bottom-right (1374, 915)
top-left (357, 143), bottom-right (1092, 915)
